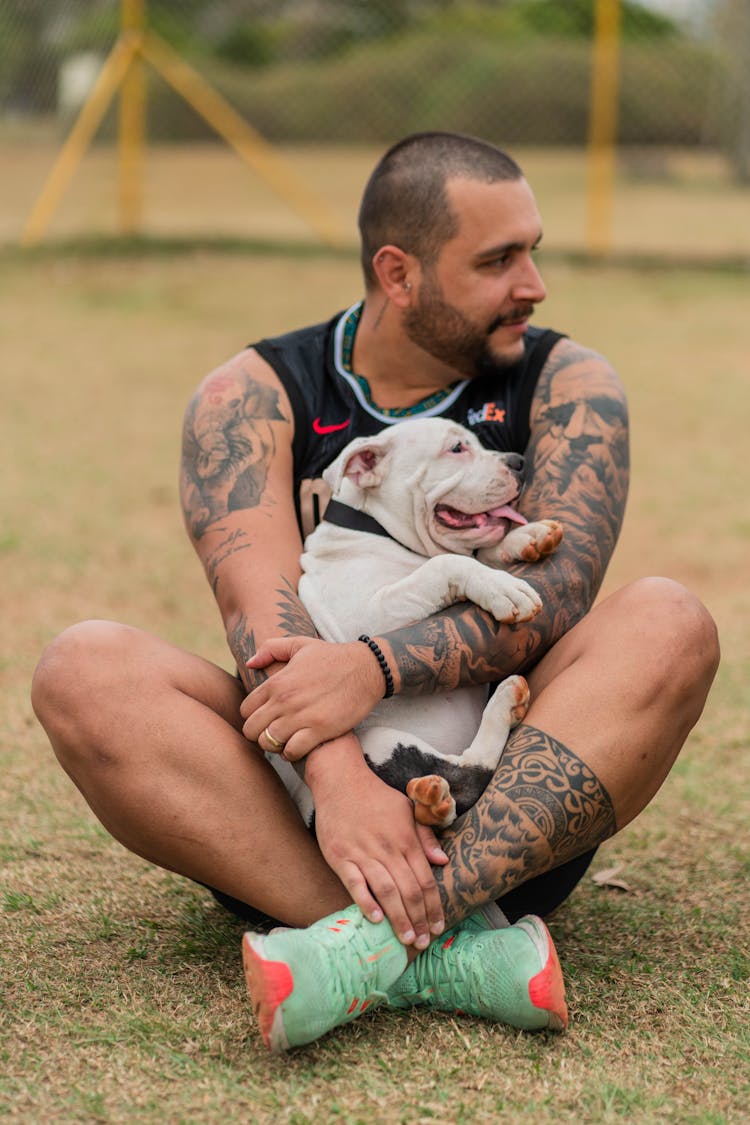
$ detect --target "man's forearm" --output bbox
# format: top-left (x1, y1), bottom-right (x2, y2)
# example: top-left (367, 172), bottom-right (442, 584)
top-left (226, 576), bottom-right (318, 693)
top-left (375, 526), bottom-right (610, 697)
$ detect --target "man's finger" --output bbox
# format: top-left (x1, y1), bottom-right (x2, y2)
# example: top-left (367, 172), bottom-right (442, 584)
top-left (280, 730), bottom-right (319, 761)
top-left (416, 823), bottom-right (449, 866)
top-left (334, 862), bottom-right (383, 926)
top-left (402, 843), bottom-right (445, 939)
top-left (364, 858), bottom-right (432, 948)
top-left (246, 637), bottom-right (296, 668)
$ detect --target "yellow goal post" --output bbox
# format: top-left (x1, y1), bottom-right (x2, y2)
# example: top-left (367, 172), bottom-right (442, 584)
top-left (21, 0), bottom-right (346, 248)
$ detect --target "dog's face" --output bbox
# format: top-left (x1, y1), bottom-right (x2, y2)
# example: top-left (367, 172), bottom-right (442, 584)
top-left (323, 418), bottom-right (528, 557)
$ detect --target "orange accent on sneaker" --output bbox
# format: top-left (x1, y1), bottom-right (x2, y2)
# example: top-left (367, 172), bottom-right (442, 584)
top-left (442, 935), bottom-right (456, 949)
top-left (367, 944), bottom-right (393, 962)
top-left (360, 999), bottom-right (371, 1012)
top-left (346, 997), bottom-right (359, 1014)
top-left (242, 937), bottom-right (295, 1048)
top-left (527, 925), bottom-right (569, 1030)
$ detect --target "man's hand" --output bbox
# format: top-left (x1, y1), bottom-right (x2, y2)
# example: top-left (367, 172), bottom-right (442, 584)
top-left (306, 736), bottom-right (448, 948)
top-left (241, 636), bottom-right (386, 759)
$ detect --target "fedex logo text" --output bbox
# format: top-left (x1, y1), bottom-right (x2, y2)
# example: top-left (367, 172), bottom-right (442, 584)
top-left (467, 402), bottom-right (506, 426)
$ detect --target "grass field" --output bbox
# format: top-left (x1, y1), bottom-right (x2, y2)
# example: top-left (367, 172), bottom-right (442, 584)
top-left (1, 234), bottom-right (749, 1123)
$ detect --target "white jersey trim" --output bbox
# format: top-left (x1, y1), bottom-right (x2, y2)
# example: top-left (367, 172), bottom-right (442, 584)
top-left (332, 302), bottom-right (470, 426)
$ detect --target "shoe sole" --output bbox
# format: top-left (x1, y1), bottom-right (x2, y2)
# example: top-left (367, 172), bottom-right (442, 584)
top-left (517, 915), bottom-right (569, 1031)
top-left (242, 932), bottom-right (293, 1052)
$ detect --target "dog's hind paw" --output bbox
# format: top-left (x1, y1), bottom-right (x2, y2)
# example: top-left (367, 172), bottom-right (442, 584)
top-left (406, 775), bottom-right (457, 829)
top-left (499, 673), bottom-right (531, 726)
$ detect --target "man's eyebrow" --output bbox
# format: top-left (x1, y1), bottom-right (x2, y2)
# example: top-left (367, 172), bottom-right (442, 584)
top-left (474, 232), bottom-right (544, 262)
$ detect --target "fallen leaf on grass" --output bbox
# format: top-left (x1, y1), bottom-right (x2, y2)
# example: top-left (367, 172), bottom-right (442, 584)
top-left (591, 864), bottom-right (634, 892)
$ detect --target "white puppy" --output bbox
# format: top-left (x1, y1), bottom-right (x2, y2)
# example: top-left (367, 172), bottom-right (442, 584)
top-left (269, 417), bottom-right (562, 828)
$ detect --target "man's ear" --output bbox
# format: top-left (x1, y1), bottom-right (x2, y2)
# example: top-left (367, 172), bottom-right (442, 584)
top-left (323, 433), bottom-right (392, 493)
top-left (372, 245), bottom-right (418, 308)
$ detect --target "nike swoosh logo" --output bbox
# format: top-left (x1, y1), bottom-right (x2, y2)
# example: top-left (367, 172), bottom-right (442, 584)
top-left (313, 417), bottom-right (351, 435)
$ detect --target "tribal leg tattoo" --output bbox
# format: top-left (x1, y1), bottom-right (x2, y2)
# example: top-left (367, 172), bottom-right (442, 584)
top-left (435, 723), bottom-right (616, 923)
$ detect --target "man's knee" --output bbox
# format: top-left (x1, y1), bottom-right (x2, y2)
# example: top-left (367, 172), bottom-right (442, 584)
top-left (31, 620), bottom-right (139, 758)
top-left (614, 577), bottom-right (719, 711)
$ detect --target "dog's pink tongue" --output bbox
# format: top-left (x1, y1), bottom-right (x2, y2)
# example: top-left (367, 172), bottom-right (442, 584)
top-left (488, 505), bottom-right (527, 526)
top-left (435, 503), bottom-right (527, 529)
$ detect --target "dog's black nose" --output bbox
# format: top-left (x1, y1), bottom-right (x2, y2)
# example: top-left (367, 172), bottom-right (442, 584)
top-left (504, 453), bottom-right (524, 474)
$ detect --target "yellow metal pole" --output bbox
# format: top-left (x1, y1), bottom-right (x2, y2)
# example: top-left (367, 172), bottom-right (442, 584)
top-left (21, 37), bottom-right (139, 247)
top-left (119, 0), bottom-right (147, 234)
top-left (586, 0), bottom-right (622, 256)
top-left (141, 31), bottom-right (346, 246)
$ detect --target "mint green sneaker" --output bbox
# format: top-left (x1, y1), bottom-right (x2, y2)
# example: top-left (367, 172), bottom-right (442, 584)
top-left (242, 904), bottom-right (408, 1052)
top-left (387, 906), bottom-right (568, 1031)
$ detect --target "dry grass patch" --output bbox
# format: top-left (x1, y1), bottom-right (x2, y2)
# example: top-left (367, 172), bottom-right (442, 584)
top-left (1, 247), bottom-right (748, 1122)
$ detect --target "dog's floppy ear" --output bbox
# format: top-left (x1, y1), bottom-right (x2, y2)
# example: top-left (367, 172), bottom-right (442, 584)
top-left (323, 432), bottom-right (392, 493)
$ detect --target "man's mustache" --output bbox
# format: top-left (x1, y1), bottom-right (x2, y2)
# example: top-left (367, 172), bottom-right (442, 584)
top-left (488, 305), bottom-right (536, 333)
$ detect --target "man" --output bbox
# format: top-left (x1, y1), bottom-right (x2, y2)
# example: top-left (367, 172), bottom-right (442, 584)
top-left (32, 133), bottom-right (719, 1051)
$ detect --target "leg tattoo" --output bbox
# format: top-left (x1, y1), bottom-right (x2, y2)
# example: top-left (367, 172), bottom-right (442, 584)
top-left (435, 723), bottom-right (616, 921)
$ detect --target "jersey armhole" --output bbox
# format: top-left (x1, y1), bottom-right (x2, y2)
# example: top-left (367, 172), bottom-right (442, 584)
top-left (252, 340), bottom-right (312, 474)
top-left (512, 330), bottom-right (566, 451)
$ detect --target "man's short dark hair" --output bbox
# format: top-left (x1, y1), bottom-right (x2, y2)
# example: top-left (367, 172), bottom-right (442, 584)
top-left (358, 132), bottom-right (524, 288)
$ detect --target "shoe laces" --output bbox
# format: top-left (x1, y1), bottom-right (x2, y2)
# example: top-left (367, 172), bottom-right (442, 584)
top-left (319, 916), bottom-right (392, 1013)
top-left (407, 933), bottom-right (477, 1011)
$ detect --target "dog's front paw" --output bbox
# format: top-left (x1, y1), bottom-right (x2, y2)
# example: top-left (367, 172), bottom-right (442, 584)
top-left (484, 574), bottom-right (542, 623)
top-left (497, 520), bottom-right (563, 565)
top-left (406, 775), bottom-right (456, 829)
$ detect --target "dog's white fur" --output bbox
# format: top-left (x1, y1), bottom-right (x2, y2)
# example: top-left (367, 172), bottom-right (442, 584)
top-left (269, 417), bottom-right (561, 826)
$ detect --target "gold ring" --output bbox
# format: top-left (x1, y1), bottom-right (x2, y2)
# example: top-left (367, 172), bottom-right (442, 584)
top-left (263, 727), bottom-right (286, 752)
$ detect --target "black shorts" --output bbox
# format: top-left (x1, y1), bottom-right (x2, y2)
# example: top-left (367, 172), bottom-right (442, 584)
top-left (207, 846), bottom-right (597, 929)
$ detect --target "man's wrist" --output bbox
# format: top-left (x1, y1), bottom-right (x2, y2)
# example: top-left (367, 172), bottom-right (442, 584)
top-left (357, 635), bottom-right (395, 698)
top-left (305, 733), bottom-right (366, 792)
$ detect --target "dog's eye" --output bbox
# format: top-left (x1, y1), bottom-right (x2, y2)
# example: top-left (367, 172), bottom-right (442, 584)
top-left (449, 442), bottom-right (466, 454)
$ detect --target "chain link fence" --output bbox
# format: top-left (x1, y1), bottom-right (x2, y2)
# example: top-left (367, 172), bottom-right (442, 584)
top-left (2, 0), bottom-right (748, 261)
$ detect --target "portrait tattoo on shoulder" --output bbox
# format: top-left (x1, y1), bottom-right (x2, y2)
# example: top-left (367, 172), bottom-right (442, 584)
top-left (180, 365), bottom-right (288, 539)
top-left (434, 723), bottom-right (617, 921)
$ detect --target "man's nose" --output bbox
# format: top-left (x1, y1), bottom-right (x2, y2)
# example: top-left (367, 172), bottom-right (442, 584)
top-left (513, 256), bottom-right (546, 304)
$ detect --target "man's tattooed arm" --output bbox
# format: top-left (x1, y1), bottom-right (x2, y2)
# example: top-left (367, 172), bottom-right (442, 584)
top-left (229, 588), bottom-right (318, 693)
top-left (381, 339), bottom-right (630, 693)
top-left (179, 355), bottom-right (316, 687)
top-left (180, 362), bottom-right (286, 541)
top-left (435, 724), bottom-right (617, 922)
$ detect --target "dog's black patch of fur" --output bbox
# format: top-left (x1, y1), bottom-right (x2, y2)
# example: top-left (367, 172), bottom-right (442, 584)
top-left (365, 742), bottom-right (493, 819)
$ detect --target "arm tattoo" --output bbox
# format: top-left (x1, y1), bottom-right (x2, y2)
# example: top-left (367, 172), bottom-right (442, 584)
top-left (228, 581), bottom-right (317, 691)
top-left (180, 366), bottom-right (287, 539)
top-left (435, 723), bottom-right (617, 923)
top-left (205, 525), bottom-right (253, 594)
top-left (276, 577), bottom-right (318, 639)
top-left (385, 339), bottom-right (630, 692)
top-left (228, 614), bottom-right (265, 692)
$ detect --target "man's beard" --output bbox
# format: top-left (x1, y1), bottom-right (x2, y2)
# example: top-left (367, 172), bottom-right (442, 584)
top-left (402, 275), bottom-right (532, 380)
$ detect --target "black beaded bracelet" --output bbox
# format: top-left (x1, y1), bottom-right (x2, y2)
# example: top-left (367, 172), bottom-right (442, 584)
top-left (358, 634), bottom-right (394, 699)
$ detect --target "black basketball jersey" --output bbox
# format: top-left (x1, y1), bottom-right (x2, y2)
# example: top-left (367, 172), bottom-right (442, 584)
top-left (251, 302), bottom-right (564, 537)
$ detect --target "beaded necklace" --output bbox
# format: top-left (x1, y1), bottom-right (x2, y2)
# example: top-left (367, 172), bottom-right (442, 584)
top-left (341, 303), bottom-right (461, 418)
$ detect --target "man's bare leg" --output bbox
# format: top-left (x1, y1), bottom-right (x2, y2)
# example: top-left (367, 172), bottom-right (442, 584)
top-left (434, 578), bottom-right (720, 921)
top-left (31, 620), bottom-right (349, 927)
top-left (32, 578), bottom-right (719, 933)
